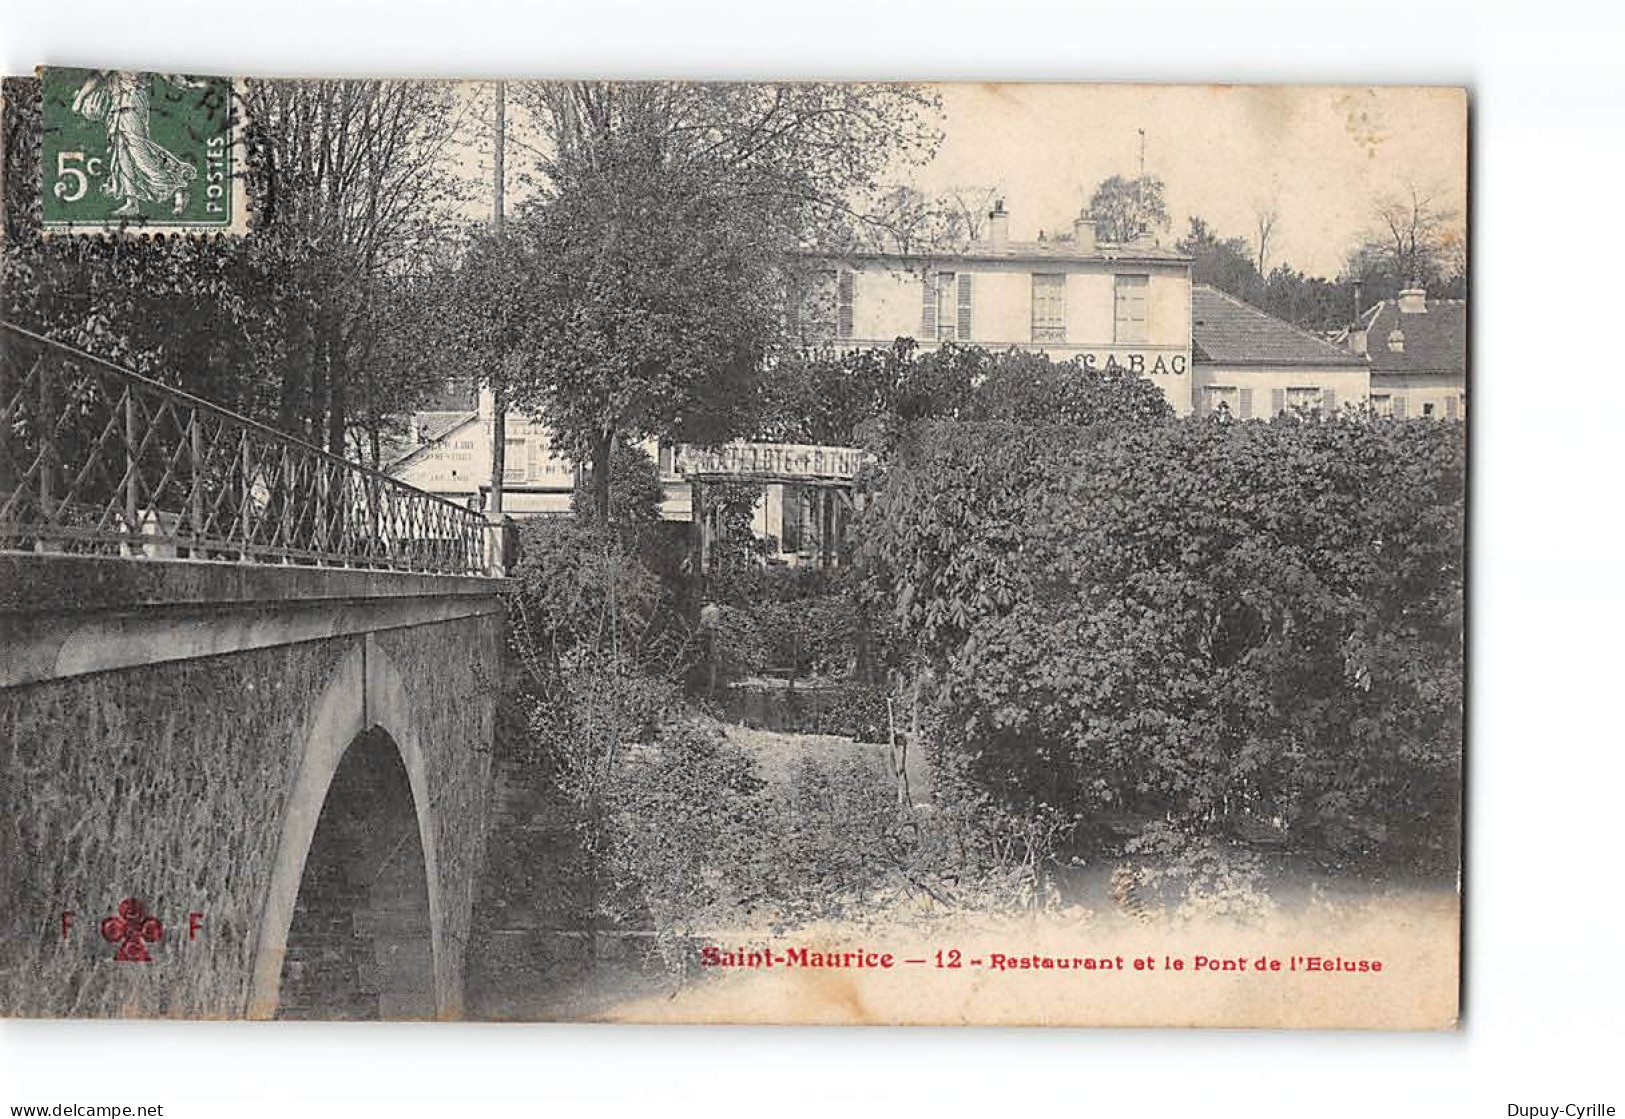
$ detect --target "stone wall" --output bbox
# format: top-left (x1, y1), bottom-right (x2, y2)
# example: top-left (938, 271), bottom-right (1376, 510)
top-left (0, 556), bottom-right (503, 1020)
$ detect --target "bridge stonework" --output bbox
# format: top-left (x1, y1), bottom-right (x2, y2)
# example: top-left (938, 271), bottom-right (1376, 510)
top-left (0, 554), bottom-right (503, 1020)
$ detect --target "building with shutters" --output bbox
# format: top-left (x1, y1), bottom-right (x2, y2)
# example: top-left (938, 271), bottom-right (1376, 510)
top-left (385, 393), bottom-right (580, 515)
top-left (385, 204), bottom-right (1459, 561)
top-left (384, 388), bottom-right (690, 520)
top-left (797, 201), bottom-right (1198, 414)
top-left (1189, 284), bottom-right (1370, 418)
top-left (1342, 287), bottom-right (1467, 420)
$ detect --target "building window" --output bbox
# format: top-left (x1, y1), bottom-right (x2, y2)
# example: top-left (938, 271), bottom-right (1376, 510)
top-left (935, 272), bottom-right (958, 341)
top-left (1203, 385), bottom-right (1238, 418)
top-left (802, 269), bottom-right (853, 342)
top-left (1371, 393), bottom-right (1393, 418)
top-left (1113, 274), bottom-right (1149, 344)
top-left (503, 438), bottom-right (527, 485)
top-left (1284, 386), bottom-right (1323, 414)
top-left (1032, 274), bottom-right (1066, 343)
top-left (1422, 402), bottom-right (1436, 418)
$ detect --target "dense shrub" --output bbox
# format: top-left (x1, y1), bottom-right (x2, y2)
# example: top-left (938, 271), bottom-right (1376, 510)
top-left (857, 420), bottom-right (1099, 668)
top-left (754, 340), bottom-right (1172, 451)
top-left (598, 720), bottom-right (767, 965)
top-left (869, 414), bottom-right (1465, 869)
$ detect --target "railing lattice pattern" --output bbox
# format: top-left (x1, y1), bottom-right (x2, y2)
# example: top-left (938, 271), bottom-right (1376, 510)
top-left (1, 322), bottom-right (492, 575)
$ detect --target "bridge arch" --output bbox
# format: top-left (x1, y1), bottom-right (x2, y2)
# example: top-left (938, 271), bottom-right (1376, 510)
top-left (248, 638), bottom-right (451, 1020)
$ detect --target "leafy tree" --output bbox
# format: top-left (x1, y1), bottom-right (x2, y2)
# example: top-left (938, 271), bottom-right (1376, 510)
top-left (967, 348), bottom-right (1174, 429)
top-left (247, 79), bottom-right (469, 453)
top-left (1178, 215), bottom-right (1263, 303)
top-left (1087, 173), bottom-right (1169, 243)
top-left (3, 77), bottom-right (467, 460)
top-left (888, 415), bottom-right (1464, 867)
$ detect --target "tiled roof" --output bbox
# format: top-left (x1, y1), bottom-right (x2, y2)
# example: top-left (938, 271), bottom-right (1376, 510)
top-left (385, 411), bottom-right (478, 471)
top-left (1191, 285), bottom-right (1367, 367)
top-left (415, 411), bottom-right (476, 445)
top-left (1358, 298), bottom-right (1467, 375)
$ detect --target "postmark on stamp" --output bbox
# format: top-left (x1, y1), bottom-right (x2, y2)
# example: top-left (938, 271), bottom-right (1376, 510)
top-left (40, 67), bottom-right (249, 235)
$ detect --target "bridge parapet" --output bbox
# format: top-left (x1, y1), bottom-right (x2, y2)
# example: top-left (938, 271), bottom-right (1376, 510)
top-left (1, 321), bottom-right (504, 576)
top-left (0, 324), bottom-right (508, 1019)
top-left (0, 554), bottom-right (505, 1019)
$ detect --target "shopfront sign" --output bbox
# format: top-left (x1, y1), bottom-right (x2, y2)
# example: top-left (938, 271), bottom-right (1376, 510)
top-left (1071, 349), bottom-right (1188, 376)
top-left (673, 441), bottom-right (865, 482)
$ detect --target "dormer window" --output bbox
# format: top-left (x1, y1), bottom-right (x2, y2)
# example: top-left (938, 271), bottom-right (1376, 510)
top-left (1387, 329), bottom-right (1405, 353)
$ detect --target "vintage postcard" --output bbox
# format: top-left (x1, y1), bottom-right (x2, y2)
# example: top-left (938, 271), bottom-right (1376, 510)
top-left (0, 75), bottom-right (1466, 1027)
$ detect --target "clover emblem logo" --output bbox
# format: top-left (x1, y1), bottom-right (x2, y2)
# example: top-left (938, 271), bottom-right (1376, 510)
top-left (100, 897), bottom-right (163, 962)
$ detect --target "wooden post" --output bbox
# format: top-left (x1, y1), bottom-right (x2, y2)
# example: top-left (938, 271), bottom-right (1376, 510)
top-left (189, 415), bottom-right (205, 555)
top-left (0, 355), bottom-right (13, 531)
top-left (238, 431), bottom-right (252, 561)
top-left (692, 478), bottom-right (708, 578)
top-left (278, 447), bottom-right (294, 561)
top-left (820, 486), bottom-right (835, 570)
top-left (314, 457), bottom-right (329, 559)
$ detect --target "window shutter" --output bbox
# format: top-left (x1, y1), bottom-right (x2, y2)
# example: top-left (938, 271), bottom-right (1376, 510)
top-left (921, 270), bottom-right (937, 340)
top-left (1238, 387), bottom-right (1253, 419)
top-left (1446, 395), bottom-right (1459, 420)
top-left (787, 276), bottom-right (803, 339)
top-left (1271, 388), bottom-right (1286, 416)
top-left (957, 273), bottom-right (973, 341)
top-left (1393, 394), bottom-right (1408, 419)
top-left (1322, 388), bottom-right (1337, 415)
top-left (836, 270), bottom-right (855, 340)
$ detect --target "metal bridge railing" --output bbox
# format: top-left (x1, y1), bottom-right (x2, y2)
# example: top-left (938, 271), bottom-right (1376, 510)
top-left (0, 321), bottom-right (497, 576)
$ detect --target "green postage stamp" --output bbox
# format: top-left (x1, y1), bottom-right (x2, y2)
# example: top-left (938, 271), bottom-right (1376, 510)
top-left (40, 67), bottom-right (248, 235)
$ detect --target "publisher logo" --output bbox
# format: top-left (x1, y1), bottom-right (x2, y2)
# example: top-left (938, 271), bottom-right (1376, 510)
top-left (99, 897), bottom-right (163, 962)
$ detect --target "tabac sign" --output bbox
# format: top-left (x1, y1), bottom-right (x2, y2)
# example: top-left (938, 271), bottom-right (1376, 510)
top-left (674, 441), bottom-right (866, 482)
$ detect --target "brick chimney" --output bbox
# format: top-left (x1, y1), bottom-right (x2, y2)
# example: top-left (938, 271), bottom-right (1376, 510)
top-left (1073, 213), bottom-right (1097, 253)
top-left (988, 199), bottom-right (1009, 252)
top-left (1347, 279), bottom-right (1368, 356)
top-left (1399, 286), bottom-right (1427, 314)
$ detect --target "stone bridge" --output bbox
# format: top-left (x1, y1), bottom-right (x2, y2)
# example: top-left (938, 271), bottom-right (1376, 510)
top-left (0, 323), bottom-right (508, 1020)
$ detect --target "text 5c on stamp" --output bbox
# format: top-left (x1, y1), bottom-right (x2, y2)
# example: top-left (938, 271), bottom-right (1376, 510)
top-left (40, 67), bottom-right (249, 236)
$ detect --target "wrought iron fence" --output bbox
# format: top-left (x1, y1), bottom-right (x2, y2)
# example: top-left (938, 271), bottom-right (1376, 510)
top-left (0, 321), bottom-right (495, 575)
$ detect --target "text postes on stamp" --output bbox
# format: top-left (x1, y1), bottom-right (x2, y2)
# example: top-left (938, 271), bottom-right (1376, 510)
top-left (40, 67), bottom-right (248, 235)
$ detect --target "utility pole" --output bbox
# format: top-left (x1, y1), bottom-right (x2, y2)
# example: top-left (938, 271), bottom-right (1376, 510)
top-left (1136, 128), bottom-right (1147, 236)
top-left (488, 81), bottom-right (508, 517)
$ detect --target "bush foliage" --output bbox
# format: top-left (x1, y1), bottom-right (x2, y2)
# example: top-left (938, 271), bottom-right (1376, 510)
top-left (866, 414), bottom-right (1465, 868)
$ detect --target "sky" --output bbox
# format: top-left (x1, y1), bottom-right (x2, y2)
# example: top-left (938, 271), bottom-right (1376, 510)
top-left (462, 82), bottom-right (1467, 280)
top-left (913, 83), bottom-right (1467, 277)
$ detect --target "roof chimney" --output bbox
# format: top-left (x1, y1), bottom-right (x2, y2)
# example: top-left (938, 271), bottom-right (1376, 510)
top-left (1347, 279), bottom-right (1367, 355)
top-left (1398, 286), bottom-right (1427, 314)
top-left (1073, 213), bottom-right (1097, 254)
top-left (988, 199), bottom-right (1009, 252)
